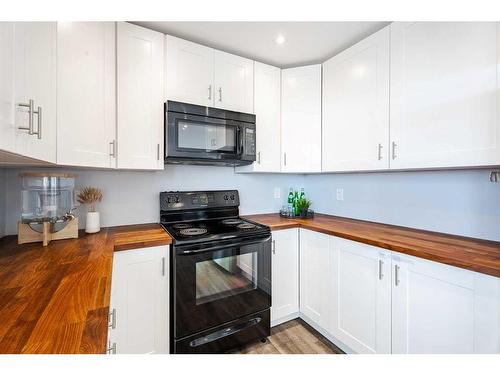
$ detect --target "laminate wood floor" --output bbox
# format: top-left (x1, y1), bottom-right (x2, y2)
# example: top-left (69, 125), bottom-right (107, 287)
top-left (230, 319), bottom-right (344, 354)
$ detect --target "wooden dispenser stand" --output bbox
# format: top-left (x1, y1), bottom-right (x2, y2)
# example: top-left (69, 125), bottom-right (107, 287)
top-left (18, 218), bottom-right (79, 246)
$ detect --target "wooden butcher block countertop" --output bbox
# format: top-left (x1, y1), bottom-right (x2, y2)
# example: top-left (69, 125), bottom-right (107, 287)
top-left (0, 223), bottom-right (172, 354)
top-left (244, 213), bottom-right (500, 279)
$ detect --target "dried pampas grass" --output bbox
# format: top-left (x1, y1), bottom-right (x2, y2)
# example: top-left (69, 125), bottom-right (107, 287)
top-left (77, 187), bottom-right (103, 212)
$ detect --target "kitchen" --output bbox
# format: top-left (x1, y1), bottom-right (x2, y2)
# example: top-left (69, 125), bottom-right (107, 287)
top-left (1, 1), bottom-right (500, 372)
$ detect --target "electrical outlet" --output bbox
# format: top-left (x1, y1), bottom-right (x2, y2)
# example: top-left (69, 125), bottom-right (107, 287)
top-left (274, 187), bottom-right (281, 199)
top-left (336, 188), bottom-right (344, 201)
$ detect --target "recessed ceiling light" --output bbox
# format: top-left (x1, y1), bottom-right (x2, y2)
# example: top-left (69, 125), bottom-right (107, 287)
top-left (275, 35), bottom-right (286, 45)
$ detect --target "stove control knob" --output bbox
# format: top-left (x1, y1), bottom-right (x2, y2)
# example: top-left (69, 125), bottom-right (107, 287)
top-left (167, 197), bottom-right (171, 204)
top-left (230, 194), bottom-right (235, 201)
top-left (175, 196), bottom-right (180, 203)
top-left (223, 195), bottom-right (228, 200)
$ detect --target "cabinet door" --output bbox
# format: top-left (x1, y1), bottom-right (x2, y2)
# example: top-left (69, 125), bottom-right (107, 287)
top-left (0, 23), bottom-right (15, 154)
top-left (236, 62), bottom-right (281, 173)
top-left (271, 228), bottom-right (299, 326)
top-left (165, 35), bottom-right (214, 107)
top-left (322, 26), bottom-right (389, 172)
top-left (13, 22), bottom-right (57, 163)
top-left (281, 65), bottom-right (322, 173)
top-left (57, 22), bottom-right (116, 168)
top-left (108, 246), bottom-right (168, 354)
top-left (299, 229), bottom-right (332, 330)
top-left (214, 50), bottom-right (254, 113)
top-left (330, 237), bottom-right (391, 353)
top-left (117, 22), bottom-right (164, 170)
top-left (392, 253), bottom-right (500, 354)
top-left (390, 22), bottom-right (500, 169)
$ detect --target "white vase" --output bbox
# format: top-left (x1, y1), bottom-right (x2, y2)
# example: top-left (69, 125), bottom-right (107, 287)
top-left (85, 212), bottom-right (101, 234)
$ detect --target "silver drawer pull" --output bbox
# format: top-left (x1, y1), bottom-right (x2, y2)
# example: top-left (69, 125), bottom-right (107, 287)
top-left (378, 259), bottom-right (384, 280)
top-left (107, 341), bottom-right (116, 354)
top-left (378, 143), bottom-right (383, 160)
top-left (392, 141), bottom-right (397, 160)
top-left (108, 308), bottom-right (116, 329)
top-left (395, 264), bottom-right (400, 286)
top-left (18, 99), bottom-right (34, 134)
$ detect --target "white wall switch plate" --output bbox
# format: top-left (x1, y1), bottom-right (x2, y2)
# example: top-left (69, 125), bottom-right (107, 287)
top-left (274, 187), bottom-right (281, 199)
top-left (336, 188), bottom-right (344, 201)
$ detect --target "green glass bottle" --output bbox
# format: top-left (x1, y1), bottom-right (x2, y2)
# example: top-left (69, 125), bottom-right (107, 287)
top-left (293, 190), bottom-right (299, 216)
top-left (299, 188), bottom-right (305, 200)
top-left (287, 188), bottom-right (294, 215)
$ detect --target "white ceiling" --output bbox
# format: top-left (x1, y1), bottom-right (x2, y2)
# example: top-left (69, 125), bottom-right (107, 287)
top-left (132, 22), bottom-right (390, 68)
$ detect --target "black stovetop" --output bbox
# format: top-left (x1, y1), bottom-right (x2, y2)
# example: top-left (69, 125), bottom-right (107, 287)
top-left (161, 217), bottom-right (270, 245)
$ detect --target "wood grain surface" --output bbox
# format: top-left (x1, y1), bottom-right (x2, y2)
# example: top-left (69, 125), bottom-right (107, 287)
top-left (244, 213), bottom-right (500, 278)
top-left (0, 223), bottom-right (171, 354)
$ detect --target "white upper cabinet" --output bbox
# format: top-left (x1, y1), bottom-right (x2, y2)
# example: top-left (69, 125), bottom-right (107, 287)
top-left (281, 65), bottom-right (322, 173)
top-left (392, 253), bottom-right (500, 354)
top-left (0, 23), bottom-right (56, 163)
top-left (236, 61), bottom-right (281, 173)
top-left (299, 229), bottom-right (332, 331)
top-left (117, 22), bottom-right (164, 170)
top-left (165, 35), bottom-right (214, 107)
top-left (0, 23), bottom-right (17, 155)
top-left (322, 26), bottom-right (390, 172)
top-left (213, 50), bottom-right (254, 113)
top-left (13, 23), bottom-right (57, 163)
top-left (330, 236), bottom-right (392, 354)
top-left (271, 228), bottom-right (299, 326)
top-left (390, 22), bottom-right (500, 169)
top-left (57, 22), bottom-right (116, 168)
top-left (166, 35), bottom-right (254, 113)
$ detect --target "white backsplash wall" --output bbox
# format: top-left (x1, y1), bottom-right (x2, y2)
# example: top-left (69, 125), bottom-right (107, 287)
top-left (3, 165), bottom-right (304, 236)
top-left (304, 169), bottom-right (500, 242)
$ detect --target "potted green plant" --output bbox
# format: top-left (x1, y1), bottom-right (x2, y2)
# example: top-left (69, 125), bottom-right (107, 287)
top-left (296, 197), bottom-right (312, 218)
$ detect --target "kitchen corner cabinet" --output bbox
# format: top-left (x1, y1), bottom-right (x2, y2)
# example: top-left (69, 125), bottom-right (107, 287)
top-left (330, 237), bottom-right (391, 354)
top-left (390, 22), bottom-right (500, 169)
top-left (236, 62), bottom-right (281, 173)
top-left (299, 229), bottom-right (332, 331)
top-left (57, 22), bottom-right (116, 168)
top-left (166, 35), bottom-right (254, 113)
top-left (392, 252), bottom-right (500, 354)
top-left (108, 245), bottom-right (169, 354)
top-left (0, 22), bottom-right (56, 163)
top-left (117, 22), bottom-right (164, 170)
top-left (271, 228), bottom-right (299, 326)
top-left (281, 65), bottom-right (322, 173)
top-left (322, 26), bottom-right (390, 172)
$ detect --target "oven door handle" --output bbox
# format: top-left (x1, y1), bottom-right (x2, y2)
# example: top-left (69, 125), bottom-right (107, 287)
top-left (176, 235), bottom-right (271, 255)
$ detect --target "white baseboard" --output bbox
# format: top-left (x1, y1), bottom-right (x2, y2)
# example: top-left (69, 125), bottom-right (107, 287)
top-left (299, 313), bottom-right (355, 354)
top-left (271, 311), bottom-right (300, 327)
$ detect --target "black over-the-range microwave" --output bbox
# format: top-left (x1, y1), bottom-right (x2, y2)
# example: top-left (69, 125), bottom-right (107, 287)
top-left (165, 101), bottom-right (256, 166)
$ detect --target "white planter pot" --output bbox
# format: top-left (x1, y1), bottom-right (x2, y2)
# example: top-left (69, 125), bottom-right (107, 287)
top-left (85, 212), bottom-right (101, 234)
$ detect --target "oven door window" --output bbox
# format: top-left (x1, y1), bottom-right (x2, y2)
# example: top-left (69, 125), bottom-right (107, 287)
top-left (196, 251), bottom-right (257, 305)
top-left (177, 120), bottom-right (236, 153)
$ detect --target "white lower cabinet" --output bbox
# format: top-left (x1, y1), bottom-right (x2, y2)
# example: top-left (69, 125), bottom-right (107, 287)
top-left (330, 237), bottom-right (391, 354)
top-left (392, 253), bottom-right (500, 354)
top-left (271, 228), bottom-right (299, 326)
top-left (108, 245), bottom-right (169, 354)
top-left (299, 229), bottom-right (333, 331)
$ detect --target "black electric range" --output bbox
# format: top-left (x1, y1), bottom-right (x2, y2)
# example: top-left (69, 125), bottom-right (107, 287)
top-left (160, 190), bottom-right (271, 354)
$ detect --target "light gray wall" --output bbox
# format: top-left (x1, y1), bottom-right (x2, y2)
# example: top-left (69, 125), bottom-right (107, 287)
top-left (304, 169), bottom-right (500, 242)
top-left (3, 165), bottom-right (304, 236)
top-left (0, 169), bottom-right (6, 238)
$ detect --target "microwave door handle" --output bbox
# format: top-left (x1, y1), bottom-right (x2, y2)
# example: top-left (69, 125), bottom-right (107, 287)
top-left (177, 235), bottom-right (271, 255)
top-left (236, 127), bottom-right (243, 155)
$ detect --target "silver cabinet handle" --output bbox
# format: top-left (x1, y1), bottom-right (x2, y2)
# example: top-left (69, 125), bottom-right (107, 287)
top-left (208, 85), bottom-right (212, 100)
top-left (157, 144), bottom-right (160, 161)
top-left (107, 341), bottom-right (116, 354)
top-left (218, 87), bottom-right (222, 102)
top-left (109, 140), bottom-right (116, 158)
top-left (108, 308), bottom-right (116, 329)
top-left (272, 240), bottom-right (276, 254)
top-left (257, 151), bottom-right (261, 164)
top-left (18, 99), bottom-right (34, 134)
top-left (161, 257), bottom-right (165, 276)
top-left (283, 152), bottom-right (287, 166)
top-left (395, 264), bottom-right (400, 286)
top-left (391, 141), bottom-right (397, 160)
top-left (34, 106), bottom-right (42, 139)
top-left (378, 259), bottom-right (384, 280)
top-left (378, 143), bottom-right (383, 160)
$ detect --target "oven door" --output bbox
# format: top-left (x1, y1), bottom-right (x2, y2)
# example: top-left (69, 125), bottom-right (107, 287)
top-left (173, 234), bottom-right (271, 339)
top-left (167, 111), bottom-right (243, 162)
